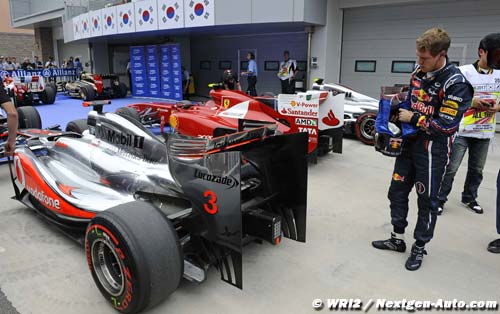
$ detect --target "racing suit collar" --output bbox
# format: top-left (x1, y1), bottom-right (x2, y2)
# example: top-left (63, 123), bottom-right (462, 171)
top-left (420, 60), bottom-right (454, 81)
top-left (425, 61), bottom-right (448, 79)
top-left (473, 60), bottom-right (493, 74)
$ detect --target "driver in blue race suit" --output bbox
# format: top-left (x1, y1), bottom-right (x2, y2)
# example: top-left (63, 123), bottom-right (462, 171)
top-left (0, 76), bottom-right (18, 156)
top-left (372, 28), bottom-right (473, 270)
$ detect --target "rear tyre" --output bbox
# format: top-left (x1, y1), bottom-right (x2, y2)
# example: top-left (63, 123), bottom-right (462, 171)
top-left (355, 112), bottom-right (377, 145)
top-left (47, 82), bottom-right (57, 92)
top-left (17, 106), bottom-right (42, 129)
top-left (80, 85), bottom-right (96, 101)
top-left (116, 107), bottom-right (141, 122)
top-left (40, 86), bottom-right (56, 104)
top-left (65, 119), bottom-right (88, 134)
top-left (85, 201), bottom-right (182, 314)
top-left (22, 93), bottom-right (34, 106)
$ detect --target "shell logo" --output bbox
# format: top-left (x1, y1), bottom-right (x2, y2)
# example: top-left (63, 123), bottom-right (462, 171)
top-left (169, 114), bottom-right (179, 130)
top-left (290, 100), bottom-right (297, 107)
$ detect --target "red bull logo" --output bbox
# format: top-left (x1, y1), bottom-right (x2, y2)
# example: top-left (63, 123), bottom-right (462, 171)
top-left (393, 173), bottom-right (405, 182)
top-left (411, 101), bottom-right (435, 115)
top-left (412, 89), bottom-right (432, 102)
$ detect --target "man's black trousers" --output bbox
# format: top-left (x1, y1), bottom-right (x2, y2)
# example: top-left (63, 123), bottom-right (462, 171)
top-left (247, 76), bottom-right (257, 96)
top-left (389, 135), bottom-right (452, 245)
top-left (280, 79), bottom-right (295, 94)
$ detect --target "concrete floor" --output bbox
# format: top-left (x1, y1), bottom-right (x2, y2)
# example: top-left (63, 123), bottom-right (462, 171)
top-left (0, 135), bottom-right (499, 314)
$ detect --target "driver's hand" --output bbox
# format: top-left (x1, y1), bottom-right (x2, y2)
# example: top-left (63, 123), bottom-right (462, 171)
top-left (487, 103), bottom-right (500, 113)
top-left (4, 138), bottom-right (16, 156)
top-left (473, 98), bottom-right (492, 110)
top-left (398, 109), bottom-right (414, 123)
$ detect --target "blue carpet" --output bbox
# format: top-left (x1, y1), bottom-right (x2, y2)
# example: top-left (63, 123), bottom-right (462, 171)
top-left (34, 94), bottom-right (173, 130)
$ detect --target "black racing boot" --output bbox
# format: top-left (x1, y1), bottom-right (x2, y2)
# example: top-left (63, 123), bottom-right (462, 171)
top-left (405, 243), bottom-right (427, 271)
top-left (372, 232), bottom-right (406, 252)
top-left (487, 239), bottom-right (500, 254)
top-left (437, 200), bottom-right (445, 216)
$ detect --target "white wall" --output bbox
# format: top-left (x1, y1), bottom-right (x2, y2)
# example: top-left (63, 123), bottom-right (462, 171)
top-left (214, 0), bottom-right (321, 24)
top-left (57, 40), bottom-right (91, 71)
top-left (309, 0), bottom-right (343, 86)
top-left (340, 0), bottom-right (500, 98)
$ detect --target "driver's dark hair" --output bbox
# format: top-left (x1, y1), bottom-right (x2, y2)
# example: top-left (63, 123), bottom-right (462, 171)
top-left (248, 52), bottom-right (255, 59)
top-left (478, 33), bottom-right (500, 57)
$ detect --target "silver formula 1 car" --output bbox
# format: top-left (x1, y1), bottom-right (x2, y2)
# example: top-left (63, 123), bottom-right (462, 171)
top-left (313, 80), bottom-right (379, 145)
top-left (9, 100), bottom-right (308, 314)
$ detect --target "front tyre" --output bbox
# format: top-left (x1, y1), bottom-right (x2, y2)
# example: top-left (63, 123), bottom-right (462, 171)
top-left (65, 119), bottom-right (88, 134)
top-left (17, 106), bottom-right (42, 129)
top-left (355, 112), bottom-right (377, 145)
top-left (85, 201), bottom-right (183, 314)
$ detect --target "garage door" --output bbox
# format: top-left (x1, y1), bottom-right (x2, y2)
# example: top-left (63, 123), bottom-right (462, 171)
top-left (340, 0), bottom-right (500, 99)
top-left (191, 32), bottom-right (307, 96)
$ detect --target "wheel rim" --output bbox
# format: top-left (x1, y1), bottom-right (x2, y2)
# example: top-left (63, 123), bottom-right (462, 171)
top-left (80, 90), bottom-right (86, 99)
top-left (360, 116), bottom-right (375, 140)
top-left (91, 239), bottom-right (125, 297)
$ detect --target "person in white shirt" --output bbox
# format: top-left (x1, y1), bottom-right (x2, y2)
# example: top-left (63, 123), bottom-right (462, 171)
top-left (3, 57), bottom-right (15, 71)
top-left (277, 50), bottom-right (297, 94)
top-left (45, 56), bottom-right (57, 68)
top-left (11, 57), bottom-right (20, 70)
top-left (437, 33), bottom-right (500, 216)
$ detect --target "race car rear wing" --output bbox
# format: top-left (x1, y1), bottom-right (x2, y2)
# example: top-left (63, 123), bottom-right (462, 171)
top-left (167, 130), bottom-right (308, 289)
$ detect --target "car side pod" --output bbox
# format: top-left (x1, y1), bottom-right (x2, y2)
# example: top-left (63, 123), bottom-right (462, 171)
top-left (166, 129), bottom-right (308, 289)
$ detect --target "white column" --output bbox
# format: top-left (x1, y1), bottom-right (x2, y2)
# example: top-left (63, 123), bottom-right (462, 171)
top-left (309, 0), bottom-right (343, 87)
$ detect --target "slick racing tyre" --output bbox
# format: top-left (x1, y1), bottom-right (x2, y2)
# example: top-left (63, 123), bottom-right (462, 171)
top-left (355, 112), bottom-right (377, 145)
top-left (80, 85), bottom-right (96, 101)
top-left (65, 119), bottom-right (88, 134)
top-left (47, 82), bottom-right (57, 93)
top-left (40, 86), bottom-right (56, 104)
top-left (21, 93), bottom-right (34, 107)
top-left (85, 201), bottom-right (183, 314)
top-left (17, 106), bottom-right (42, 129)
top-left (116, 107), bottom-right (141, 122)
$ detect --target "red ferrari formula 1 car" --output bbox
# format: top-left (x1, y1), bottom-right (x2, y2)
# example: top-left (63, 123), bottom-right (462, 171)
top-left (116, 86), bottom-right (345, 161)
top-left (9, 100), bottom-right (308, 314)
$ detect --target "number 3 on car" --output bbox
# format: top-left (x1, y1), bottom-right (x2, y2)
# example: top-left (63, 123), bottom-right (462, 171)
top-left (203, 190), bottom-right (218, 214)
